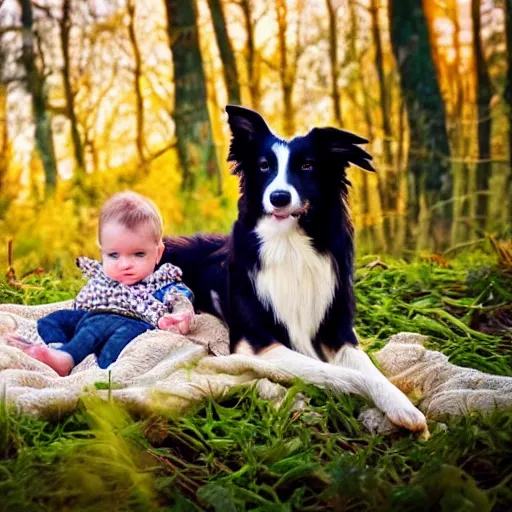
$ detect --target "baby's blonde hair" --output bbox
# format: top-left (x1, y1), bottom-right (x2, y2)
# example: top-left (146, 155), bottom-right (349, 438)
top-left (99, 191), bottom-right (163, 244)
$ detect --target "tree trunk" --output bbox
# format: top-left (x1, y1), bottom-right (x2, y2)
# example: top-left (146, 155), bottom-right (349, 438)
top-left (60, 0), bottom-right (85, 179)
top-left (388, 0), bottom-right (451, 251)
top-left (346, 0), bottom-right (386, 251)
top-left (358, 0), bottom-right (389, 250)
top-left (276, 0), bottom-right (295, 136)
top-left (358, 50), bottom-right (374, 141)
top-left (360, 170), bottom-right (372, 251)
top-left (0, 84), bottom-right (10, 214)
top-left (207, 0), bottom-right (241, 105)
top-left (163, 0), bottom-right (222, 194)
top-left (19, 0), bottom-right (58, 197)
top-left (370, 0), bottom-right (395, 225)
top-left (503, 0), bottom-right (512, 224)
top-left (449, 0), bottom-right (470, 245)
top-left (393, 98), bottom-right (408, 253)
top-left (239, 0), bottom-right (260, 111)
top-left (127, 0), bottom-right (146, 170)
top-left (370, 0), bottom-right (392, 169)
top-left (0, 41), bottom-right (8, 208)
top-left (325, 0), bottom-right (342, 127)
top-left (471, 0), bottom-right (493, 233)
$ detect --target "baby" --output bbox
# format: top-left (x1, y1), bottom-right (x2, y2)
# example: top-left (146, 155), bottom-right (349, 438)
top-left (7, 191), bottom-right (194, 376)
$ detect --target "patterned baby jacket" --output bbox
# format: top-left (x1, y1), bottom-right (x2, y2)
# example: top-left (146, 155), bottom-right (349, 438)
top-left (74, 257), bottom-right (193, 327)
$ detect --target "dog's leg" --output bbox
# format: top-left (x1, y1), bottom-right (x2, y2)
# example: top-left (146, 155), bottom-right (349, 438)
top-left (258, 344), bottom-right (372, 395)
top-left (328, 344), bottom-right (427, 432)
top-left (201, 343), bottom-right (376, 396)
top-left (201, 342), bottom-right (426, 432)
top-left (258, 345), bottom-right (427, 431)
top-left (261, 346), bottom-right (426, 431)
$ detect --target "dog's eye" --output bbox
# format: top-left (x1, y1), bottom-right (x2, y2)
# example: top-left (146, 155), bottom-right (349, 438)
top-left (259, 159), bottom-right (270, 172)
top-left (301, 162), bottom-right (313, 172)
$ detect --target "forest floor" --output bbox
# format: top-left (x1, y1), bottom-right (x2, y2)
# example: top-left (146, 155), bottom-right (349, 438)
top-left (0, 250), bottom-right (511, 511)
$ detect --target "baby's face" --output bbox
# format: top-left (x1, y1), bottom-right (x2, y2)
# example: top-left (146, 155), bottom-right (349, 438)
top-left (100, 221), bottom-right (164, 285)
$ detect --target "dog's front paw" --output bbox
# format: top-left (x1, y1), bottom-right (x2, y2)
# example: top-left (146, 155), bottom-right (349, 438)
top-left (385, 402), bottom-right (428, 435)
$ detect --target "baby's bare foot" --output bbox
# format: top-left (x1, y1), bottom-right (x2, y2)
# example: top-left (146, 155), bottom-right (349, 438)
top-left (23, 345), bottom-right (74, 377)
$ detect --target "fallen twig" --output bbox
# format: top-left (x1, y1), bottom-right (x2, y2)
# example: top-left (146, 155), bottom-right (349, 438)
top-left (5, 238), bottom-right (44, 291)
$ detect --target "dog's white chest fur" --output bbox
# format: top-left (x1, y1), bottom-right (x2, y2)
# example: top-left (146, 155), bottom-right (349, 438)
top-left (253, 217), bottom-right (336, 359)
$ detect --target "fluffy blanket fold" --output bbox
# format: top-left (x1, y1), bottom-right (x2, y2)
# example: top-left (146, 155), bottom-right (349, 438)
top-left (0, 301), bottom-right (510, 425)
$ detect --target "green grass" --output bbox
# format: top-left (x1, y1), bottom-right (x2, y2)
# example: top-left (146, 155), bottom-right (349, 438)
top-left (1, 252), bottom-right (512, 511)
top-left (354, 253), bottom-right (512, 375)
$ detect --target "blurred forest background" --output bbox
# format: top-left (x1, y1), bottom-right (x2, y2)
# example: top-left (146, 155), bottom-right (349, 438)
top-left (0, 0), bottom-right (511, 273)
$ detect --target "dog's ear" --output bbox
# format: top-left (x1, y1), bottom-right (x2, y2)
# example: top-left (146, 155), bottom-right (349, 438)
top-left (310, 127), bottom-right (375, 172)
top-left (226, 105), bottom-right (271, 142)
top-left (226, 105), bottom-right (273, 174)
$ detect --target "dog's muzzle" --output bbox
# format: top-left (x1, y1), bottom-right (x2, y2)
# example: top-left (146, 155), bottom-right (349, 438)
top-left (291, 200), bottom-right (310, 218)
top-left (268, 200), bottom-right (310, 220)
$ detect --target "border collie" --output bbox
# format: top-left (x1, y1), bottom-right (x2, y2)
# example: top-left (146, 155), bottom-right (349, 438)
top-left (161, 106), bottom-right (426, 432)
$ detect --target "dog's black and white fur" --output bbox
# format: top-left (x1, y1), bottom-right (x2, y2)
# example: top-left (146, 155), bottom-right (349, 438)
top-left (161, 106), bottom-right (426, 432)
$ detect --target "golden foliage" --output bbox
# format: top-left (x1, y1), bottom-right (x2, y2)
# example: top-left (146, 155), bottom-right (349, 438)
top-left (1, 194), bottom-right (97, 275)
top-left (418, 253), bottom-right (452, 268)
top-left (0, 147), bottom-right (240, 272)
top-left (488, 236), bottom-right (512, 271)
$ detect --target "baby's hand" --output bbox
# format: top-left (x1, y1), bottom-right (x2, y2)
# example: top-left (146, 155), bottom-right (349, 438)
top-left (158, 311), bottom-right (195, 335)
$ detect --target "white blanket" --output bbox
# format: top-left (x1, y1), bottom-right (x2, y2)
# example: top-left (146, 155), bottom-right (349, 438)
top-left (1, 301), bottom-right (511, 423)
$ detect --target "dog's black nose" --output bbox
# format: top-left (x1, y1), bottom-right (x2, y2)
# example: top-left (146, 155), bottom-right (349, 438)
top-left (270, 190), bottom-right (291, 207)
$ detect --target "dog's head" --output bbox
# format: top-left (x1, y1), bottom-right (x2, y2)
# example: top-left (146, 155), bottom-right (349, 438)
top-left (226, 105), bottom-right (374, 231)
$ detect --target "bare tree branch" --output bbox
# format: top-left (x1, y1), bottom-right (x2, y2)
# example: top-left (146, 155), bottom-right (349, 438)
top-left (46, 104), bottom-right (68, 116)
top-left (146, 140), bottom-right (177, 163)
top-left (0, 26), bottom-right (22, 37)
top-left (32, 1), bottom-right (54, 18)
